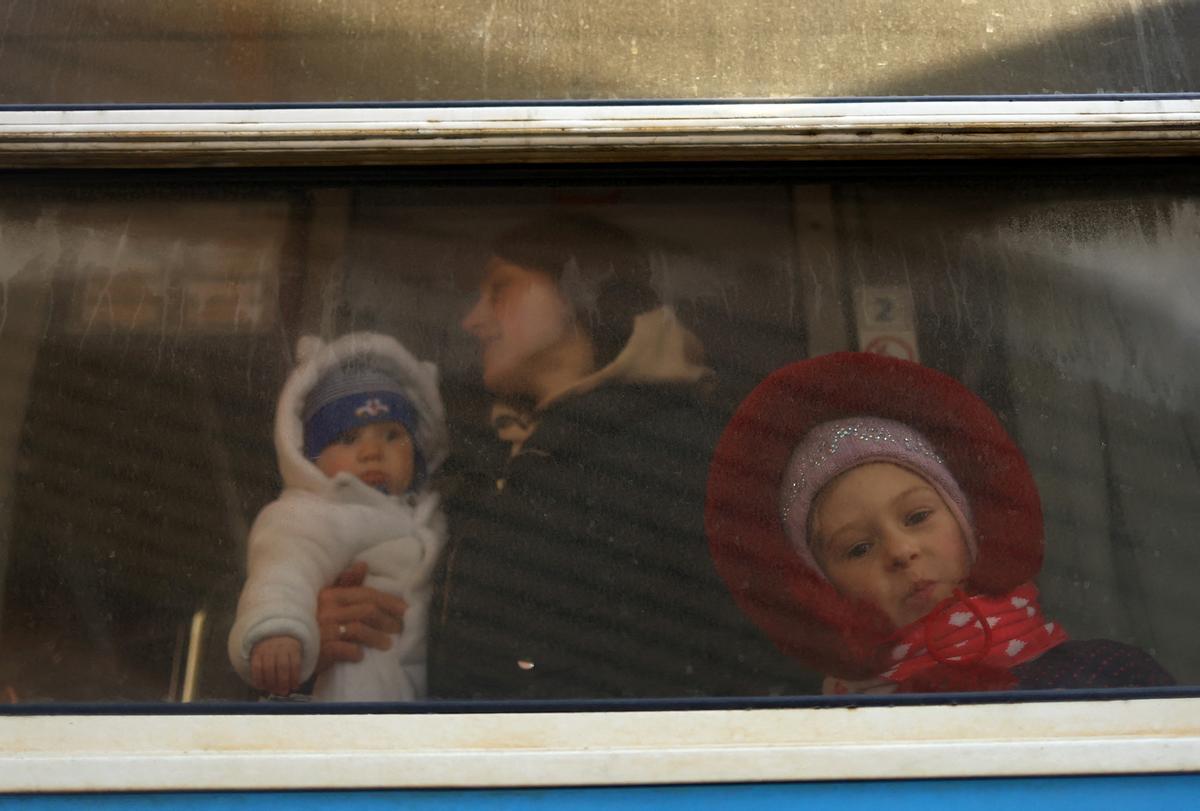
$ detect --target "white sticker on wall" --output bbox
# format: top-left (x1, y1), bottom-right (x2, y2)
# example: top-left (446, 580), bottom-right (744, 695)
top-left (856, 285), bottom-right (919, 362)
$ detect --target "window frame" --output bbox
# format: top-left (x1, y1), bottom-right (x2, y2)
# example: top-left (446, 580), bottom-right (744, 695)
top-left (2, 97), bottom-right (1200, 167)
top-left (2, 96), bottom-right (1199, 793)
top-left (2, 697), bottom-right (1198, 791)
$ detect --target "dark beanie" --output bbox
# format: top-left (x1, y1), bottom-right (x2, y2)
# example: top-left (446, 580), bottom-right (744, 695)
top-left (491, 214), bottom-right (660, 367)
top-left (302, 362), bottom-right (426, 489)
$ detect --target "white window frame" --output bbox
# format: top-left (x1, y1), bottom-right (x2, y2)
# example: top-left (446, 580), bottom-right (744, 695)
top-left (1, 97), bottom-right (1199, 793)
top-left (1, 98), bottom-right (1199, 166)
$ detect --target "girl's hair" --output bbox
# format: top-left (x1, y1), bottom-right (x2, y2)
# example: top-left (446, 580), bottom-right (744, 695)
top-left (492, 213), bottom-right (660, 367)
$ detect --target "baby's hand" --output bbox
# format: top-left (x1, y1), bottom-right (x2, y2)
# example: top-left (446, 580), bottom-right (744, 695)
top-left (250, 636), bottom-right (303, 695)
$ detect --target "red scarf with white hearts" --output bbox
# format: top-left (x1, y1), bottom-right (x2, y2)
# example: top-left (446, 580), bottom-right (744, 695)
top-left (826, 583), bottom-right (1068, 695)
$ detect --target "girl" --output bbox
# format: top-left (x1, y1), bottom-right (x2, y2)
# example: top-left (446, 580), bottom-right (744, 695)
top-left (706, 352), bottom-right (1173, 693)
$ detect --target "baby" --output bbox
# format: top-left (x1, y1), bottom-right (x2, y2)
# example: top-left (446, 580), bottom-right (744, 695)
top-left (707, 352), bottom-right (1173, 694)
top-left (228, 332), bottom-right (447, 701)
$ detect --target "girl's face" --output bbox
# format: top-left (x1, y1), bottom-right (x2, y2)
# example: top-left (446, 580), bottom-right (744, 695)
top-left (461, 256), bottom-right (589, 399)
top-left (811, 462), bottom-right (970, 629)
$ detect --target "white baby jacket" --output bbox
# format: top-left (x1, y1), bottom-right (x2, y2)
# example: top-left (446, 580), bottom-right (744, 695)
top-left (227, 332), bottom-right (448, 701)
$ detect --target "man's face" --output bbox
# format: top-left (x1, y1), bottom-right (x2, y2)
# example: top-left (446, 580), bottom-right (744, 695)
top-left (315, 421), bottom-right (415, 495)
top-left (460, 256), bottom-right (576, 396)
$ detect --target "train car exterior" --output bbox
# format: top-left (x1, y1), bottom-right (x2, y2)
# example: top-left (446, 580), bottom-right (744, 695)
top-left (0, 3), bottom-right (1198, 806)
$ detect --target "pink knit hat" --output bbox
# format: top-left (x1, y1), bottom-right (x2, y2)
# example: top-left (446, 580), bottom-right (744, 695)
top-left (779, 416), bottom-right (977, 577)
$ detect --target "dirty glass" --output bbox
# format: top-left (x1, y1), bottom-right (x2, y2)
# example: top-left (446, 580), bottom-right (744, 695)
top-left (0, 1), bottom-right (1197, 104)
top-left (0, 162), bottom-right (1195, 705)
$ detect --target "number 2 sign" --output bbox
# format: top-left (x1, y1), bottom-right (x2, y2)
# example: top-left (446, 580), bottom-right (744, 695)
top-left (855, 285), bottom-right (920, 362)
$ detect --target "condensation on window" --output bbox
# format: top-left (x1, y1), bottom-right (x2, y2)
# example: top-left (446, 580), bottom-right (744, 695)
top-left (0, 166), bottom-right (1195, 704)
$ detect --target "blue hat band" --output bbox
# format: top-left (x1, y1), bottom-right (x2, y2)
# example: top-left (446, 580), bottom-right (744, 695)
top-left (303, 390), bottom-right (426, 490)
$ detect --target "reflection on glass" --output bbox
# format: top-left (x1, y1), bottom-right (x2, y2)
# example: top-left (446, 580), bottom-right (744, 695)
top-left (3, 2), bottom-right (1198, 103)
top-left (0, 167), bottom-right (1195, 704)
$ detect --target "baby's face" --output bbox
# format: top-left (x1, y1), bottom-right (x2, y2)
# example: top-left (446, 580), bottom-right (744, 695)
top-left (315, 420), bottom-right (414, 495)
top-left (811, 462), bottom-right (969, 629)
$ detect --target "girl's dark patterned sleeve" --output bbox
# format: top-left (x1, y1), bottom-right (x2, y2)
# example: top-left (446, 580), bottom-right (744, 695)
top-left (1014, 639), bottom-right (1175, 690)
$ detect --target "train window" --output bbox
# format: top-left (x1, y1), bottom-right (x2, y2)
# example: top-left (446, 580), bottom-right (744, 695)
top-left (0, 100), bottom-right (1198, 791)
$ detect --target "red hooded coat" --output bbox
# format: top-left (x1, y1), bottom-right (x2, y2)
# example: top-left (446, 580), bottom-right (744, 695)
top-left (705, 353), bottom-right (1044, 686)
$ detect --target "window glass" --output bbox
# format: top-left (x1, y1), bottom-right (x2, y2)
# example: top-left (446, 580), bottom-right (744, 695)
top-left (0, 163), bottom-right (1195, 705)
top-left (1, 2), bottom-right (1197, 104)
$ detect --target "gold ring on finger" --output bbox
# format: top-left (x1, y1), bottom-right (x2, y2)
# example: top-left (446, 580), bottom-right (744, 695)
top-left (337, 623), bottom-right (348, 639)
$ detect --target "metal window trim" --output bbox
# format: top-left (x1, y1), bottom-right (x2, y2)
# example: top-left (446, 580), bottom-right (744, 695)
top-left (1, 699), bottom-right (1198, 792)
top-left (1, 98), bottom-right (1199, 167)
